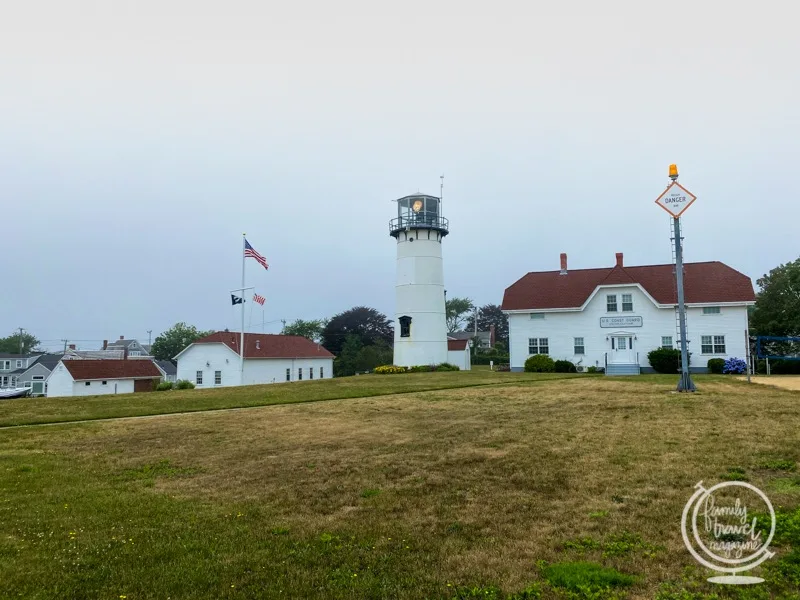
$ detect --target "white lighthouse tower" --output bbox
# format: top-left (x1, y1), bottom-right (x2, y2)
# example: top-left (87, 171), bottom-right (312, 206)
top-left (390, 194), bottom-right (449, 367)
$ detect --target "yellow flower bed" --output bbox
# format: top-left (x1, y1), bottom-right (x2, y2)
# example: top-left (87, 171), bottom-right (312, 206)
top-left (373, 365), bottom-right (409, 375)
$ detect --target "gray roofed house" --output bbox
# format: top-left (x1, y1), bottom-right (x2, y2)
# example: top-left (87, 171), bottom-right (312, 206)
top-left (447, 326), bottom-right (496, 351)
top-left (14, 353), bottom-right (65, 396)
top-left (154, 360), bottom-right (177, 383)
top-left (0, 353), bottom-right (41, 388)
top-left (104, 337), bottom-right (151, 357)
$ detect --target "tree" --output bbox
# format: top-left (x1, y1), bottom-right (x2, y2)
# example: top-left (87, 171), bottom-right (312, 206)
top-left (750, 257), bottom-right (800, 336)
top-left (321, 306), bottom-right (393, 355)
top-left (446, 297), bottom-right (474, 333)
top-left (0, 331), bottom-right (41, 354)
top-left (282, 319), bottom-right (328, 343)
top-left (465, 304), bottom-right (509, 345)
top-left (151, 322), bottom-right (214, 362)
top-left (334, 335), bottom-right (393, 377)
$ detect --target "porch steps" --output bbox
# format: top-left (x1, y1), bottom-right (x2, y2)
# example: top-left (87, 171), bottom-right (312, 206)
top-left (606, 363), bottom-right (641, 376)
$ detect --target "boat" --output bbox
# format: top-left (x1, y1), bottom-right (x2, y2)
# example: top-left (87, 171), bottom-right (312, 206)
top-left (0, 387), bottom-right (32, 399)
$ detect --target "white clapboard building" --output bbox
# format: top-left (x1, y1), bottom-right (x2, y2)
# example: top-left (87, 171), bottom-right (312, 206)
top-left (501, 253), bottom-right (756, 374)
top-left (175, 332), bottom-right (334, 387)
top-left (47, 359), bottom-right (163, 397)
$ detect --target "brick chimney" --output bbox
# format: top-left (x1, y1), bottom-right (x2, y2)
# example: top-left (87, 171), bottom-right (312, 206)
top-left (559, 253), bottom-right (568, 275)
top-left (68, 344), bottom-right (76, 350)
top-left (102, 340), bottom-right (108, 350)
top-left (615, 252), bottom-right (624, 268)
top-left (489, 324), bottom-right (496, 346)
top-left (119, 335), bottom-right (124, 340)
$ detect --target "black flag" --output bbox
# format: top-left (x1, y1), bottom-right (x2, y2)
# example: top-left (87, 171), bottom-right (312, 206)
top-left (231, 294), bottom-right (245, 305)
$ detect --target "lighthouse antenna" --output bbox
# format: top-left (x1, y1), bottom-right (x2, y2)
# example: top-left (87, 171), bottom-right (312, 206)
top-left (440, 174), bottom-right (445, 213)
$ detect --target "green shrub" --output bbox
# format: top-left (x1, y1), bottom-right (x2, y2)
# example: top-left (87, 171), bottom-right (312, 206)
top-left (771, 359), bottom-right (800, 375)
top-left (647, 348), bottom-right (690, 374)
top-left (524, 354), bottom-right (555, 372)
top-left (373, 365), bottom-right (408, 374)
top-left (436, 363), bottom-right (460, 371)
top-left (156, 381), bottom-right (174, 391)
top-left (175, 379), bottom-right (196, 390)
top-left (587, 366), bottom-right (598, 374)
top-left (707, 358), bottom-right (725, 374)
top-left (553, 359), bottom-right (577, 373)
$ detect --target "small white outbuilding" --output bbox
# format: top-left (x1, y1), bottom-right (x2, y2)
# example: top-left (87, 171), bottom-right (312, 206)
top-left (46, 359), bottom-right (163, 397)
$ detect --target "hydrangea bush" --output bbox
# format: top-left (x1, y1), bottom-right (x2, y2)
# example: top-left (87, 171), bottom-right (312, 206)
top-left (723, 357), bottom-right (747, 374)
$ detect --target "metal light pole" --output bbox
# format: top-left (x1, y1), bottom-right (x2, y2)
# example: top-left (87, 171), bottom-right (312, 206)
top-left (673, 215), bottom-right (695, 392)
top-left (655, 164), bottom-right (697, 392)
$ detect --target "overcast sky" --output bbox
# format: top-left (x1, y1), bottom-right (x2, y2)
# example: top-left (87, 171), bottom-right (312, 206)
top-left (2, 0), bottom-right (798, 351)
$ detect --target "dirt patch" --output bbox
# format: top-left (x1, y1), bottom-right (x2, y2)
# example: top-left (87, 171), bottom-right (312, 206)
top-left (739, 375), bottom-right (800, 391)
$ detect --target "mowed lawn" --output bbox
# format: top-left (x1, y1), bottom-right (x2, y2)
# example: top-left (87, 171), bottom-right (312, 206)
top-left (1, 375), bottom-right (799, 599)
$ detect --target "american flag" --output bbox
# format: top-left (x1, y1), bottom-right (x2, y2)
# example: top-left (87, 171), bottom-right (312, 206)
top-left (253, 293), bottom-right (266, 306)
top-left (244, 239), bottom-right (269, 270)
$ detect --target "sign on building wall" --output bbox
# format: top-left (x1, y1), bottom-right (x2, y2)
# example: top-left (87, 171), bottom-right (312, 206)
top-left (600, 316), bottom-right (643, 328)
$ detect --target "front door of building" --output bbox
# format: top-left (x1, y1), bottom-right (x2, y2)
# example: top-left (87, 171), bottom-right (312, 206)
top-left (610, 335), bottom-right (635, 364)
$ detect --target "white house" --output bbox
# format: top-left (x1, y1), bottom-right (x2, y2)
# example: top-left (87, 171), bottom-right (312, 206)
top-left (501, 252), bottom-right (756, 374)
top-left (47, 359), bottom-right (163, 397)
top-left (175, 332), bottom-right (335, 387)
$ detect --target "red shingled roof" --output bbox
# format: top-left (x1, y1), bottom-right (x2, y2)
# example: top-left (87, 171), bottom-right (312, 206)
top-left (191, 332), bottom-right (334, 359)
top-left (447, 339), bottom-right (469, 351)
top-left (502, 260), bottom-right (755, 311)
top-left (62, 359), bottom-right (162, 381)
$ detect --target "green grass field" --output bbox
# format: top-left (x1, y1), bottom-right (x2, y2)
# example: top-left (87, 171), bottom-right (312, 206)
top-left (1, 373), bottom-right (798, 599)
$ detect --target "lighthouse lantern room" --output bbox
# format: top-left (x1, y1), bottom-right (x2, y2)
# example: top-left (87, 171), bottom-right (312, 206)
top-left (390, 194), bottom-right (449, 367)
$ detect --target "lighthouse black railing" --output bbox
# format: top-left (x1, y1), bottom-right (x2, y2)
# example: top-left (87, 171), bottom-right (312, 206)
top-left (389, 214), bottom-right (449, 236)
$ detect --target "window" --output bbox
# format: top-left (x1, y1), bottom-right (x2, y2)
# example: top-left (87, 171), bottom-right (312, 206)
top-left (298, 367), bottom-right (303, 380)
top-left (1, 361), bottom-right (9, 370)
top-left (286, 368), bottom-right (291, 382)
top-left (621, 293), bottom-right (633, 312)
top-left (85, 381), bottom-right (91, 386)
top-left (701, 335), bottom-right (726, 354)
top-left (661, 336), bottom-right (673, 349)
top-left (399, 315), bottom-right (412, 338)
top-left (214, 371), bottom-right (222, 385)
top-left (530, 313), bottom-right (545, 320)
top-left (10, 377), bottom-right (16, 387)
top-left (309, 368), bottom-right (314, 380)
top-left (574, 337), bottom-right (585, 355)
top-left (102, 381), bottom-right (107, 385)
top-left (320, 367), bottom-right (324, 379)
top-left (618, 337), bottom-right (627, 350)
top-left (528, 338), bottom-right (549, 355)
top-left (16, 360), bottom-right (23, 368)
top-left (606, 294), bottom-right (618, 312)
top-left (703, 306), bottom-right (721, 315)
top-left (196, 370), bottom-right (203, 385)
top-left (129, 351), bottom-right (141, 357)
top-left (32, 375), bottom-right (44, 380)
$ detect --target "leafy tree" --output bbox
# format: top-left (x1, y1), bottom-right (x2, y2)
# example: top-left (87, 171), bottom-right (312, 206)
top-left (0, 331), bottom-right (41, 354)
top-left (321, 307), bottom-right (392, 355)
top-left (282, 319), bottom-right (328, 343)
top-left (751, 257), bottom-right (800, 336)
top-left (334, 336), bottom-right (393, 377)
top-left (445, 297), bottom-right (474, 333)
top-left (334, 334), bottom-right (363, 377)
top-left (465, 303), bottom-right (509, 344)
top-left (151, 322), bottom-right (214, 362)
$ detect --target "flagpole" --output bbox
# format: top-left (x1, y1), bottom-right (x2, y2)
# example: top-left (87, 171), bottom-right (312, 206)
top-left (241, 233), bottom-right (246, 386)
